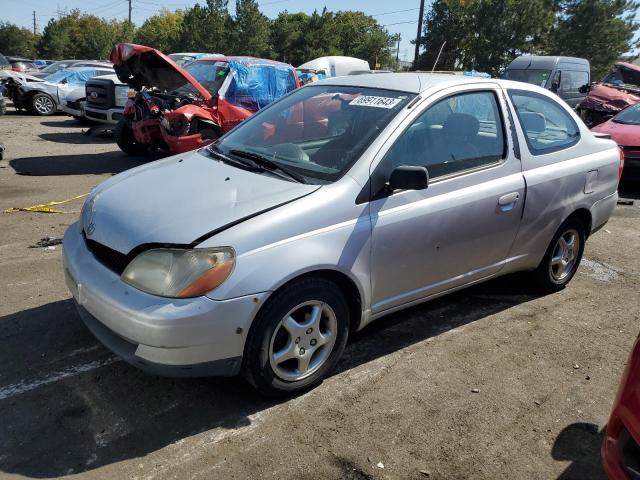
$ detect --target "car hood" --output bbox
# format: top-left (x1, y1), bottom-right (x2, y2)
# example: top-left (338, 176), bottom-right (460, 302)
top-left (580, 84), bottom-right (640, 114)
top-left (110, 43), bottom-right (212, 101)
top-left (83, 150), bottom-right (320, 254)
top-left (592, 120), bottom-right (640, 146)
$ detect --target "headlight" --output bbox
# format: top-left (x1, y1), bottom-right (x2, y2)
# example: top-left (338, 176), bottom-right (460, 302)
top-left (121, 247), bottom-right (235, 298)
top-left (115, 85), bottom-right (133, 107)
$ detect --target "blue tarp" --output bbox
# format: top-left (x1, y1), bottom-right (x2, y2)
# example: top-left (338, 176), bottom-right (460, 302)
top-left (224, 60), bottom-right (297, 111)
top-left (45, 68), bottom-right (99, 86)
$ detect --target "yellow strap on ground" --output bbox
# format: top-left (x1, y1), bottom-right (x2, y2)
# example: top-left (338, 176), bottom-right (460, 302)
top-left (3, 193), bottom-right (88, 214)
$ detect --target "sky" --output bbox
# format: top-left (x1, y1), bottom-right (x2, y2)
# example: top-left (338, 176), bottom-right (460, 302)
top-left (1, 0), bottom-right (425, 62)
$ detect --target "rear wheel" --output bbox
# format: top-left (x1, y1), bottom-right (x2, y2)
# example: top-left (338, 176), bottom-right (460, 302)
top-left (115, 118), bottom-right (147, 155)
top-left (532, 217), bottom-right (586, 292)
top-left (243, 277), bottom-right (350, 396)
top-left (30, 93), bottom-right (56, 116)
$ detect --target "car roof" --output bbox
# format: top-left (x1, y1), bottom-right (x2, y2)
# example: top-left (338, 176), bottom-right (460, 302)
top-left (197, 56), bottom-right (294, 68)
top-left (314, 72), bottom-right (558, 97)
top-left (507, 55), bottom-right (589, 70)
top-left (315, 72), bottom-right (497, 93)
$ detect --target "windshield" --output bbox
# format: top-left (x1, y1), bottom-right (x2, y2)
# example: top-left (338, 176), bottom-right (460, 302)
top-left (41, 61), bottom-right (74, 74)
top-left (182, 60), bottom-right (229, 96)
top-left (613, 104), bottom-right (640, 125)
top-left (170, 54), bottom-right (196, 66)
top-left (212, 85), bottom-right (415, 183)
top-left (503, 69), bottom-right (551, 88)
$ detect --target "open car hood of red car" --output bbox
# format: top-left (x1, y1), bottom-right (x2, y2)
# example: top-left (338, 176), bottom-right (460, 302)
top-left (110, 43), bottom-right (212, 101)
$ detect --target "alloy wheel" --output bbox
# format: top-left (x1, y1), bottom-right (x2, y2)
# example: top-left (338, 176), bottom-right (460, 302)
top-left (549, 228), bottom-right (580, 282)
top-left (34, 95), bottom-right (54, 114)
top-left (268, 301), bottom-right (338, 382)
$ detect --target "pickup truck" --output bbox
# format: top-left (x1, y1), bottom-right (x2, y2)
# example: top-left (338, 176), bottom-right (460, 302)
top-left (84, 74), bottom-right (129, 125)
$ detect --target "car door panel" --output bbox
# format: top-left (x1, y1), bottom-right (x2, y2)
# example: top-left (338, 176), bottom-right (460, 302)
top-left (368, 86), bottom-right (524, 314)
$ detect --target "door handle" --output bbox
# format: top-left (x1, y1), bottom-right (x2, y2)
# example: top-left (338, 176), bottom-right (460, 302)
top-left (498, 192), bottom-right (520, 206)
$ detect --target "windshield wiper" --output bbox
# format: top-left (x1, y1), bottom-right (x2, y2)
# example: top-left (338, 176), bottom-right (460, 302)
top-left (229, 149), bottom-right (307, 184)
top-left (209, 144), bottom-right (262, 171)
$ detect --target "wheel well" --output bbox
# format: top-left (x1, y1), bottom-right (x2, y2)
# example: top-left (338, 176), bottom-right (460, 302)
top-left (567, 208), bottom-right (592, 238)
top-left (268, 270), bottom-right (363, 332)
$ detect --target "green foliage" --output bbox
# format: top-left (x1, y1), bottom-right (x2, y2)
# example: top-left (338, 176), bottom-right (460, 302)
top-left (550, 0), bottom-right (640, 80)
top-left (270, 11), bottom-right (308, 65)
top-left (232, 0), bottom-right (271, 57)
top-left (178, 0), bottom-right (232, 54)
top-left (417, 0), bottom-right (555, 75)
top-left (38, 10), bottom-right (133, 59)
top-left (0, 22), bottom-right (38, 58)
top-left (133, 9), bottom-right (184, 53)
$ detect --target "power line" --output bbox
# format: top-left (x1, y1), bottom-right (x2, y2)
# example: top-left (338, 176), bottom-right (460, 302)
top-left (382, 20), bottom-right (418, 27)
top-left (372, 7), bottom-right (420, 17)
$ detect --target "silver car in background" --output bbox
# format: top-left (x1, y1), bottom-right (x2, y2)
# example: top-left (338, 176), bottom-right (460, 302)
top-left (63, 74), bottom-right (621, 395)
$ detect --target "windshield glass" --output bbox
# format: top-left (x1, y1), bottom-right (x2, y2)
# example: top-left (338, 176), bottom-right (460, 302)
top-left (613, 104), bottom-right (640, 125)
top-left (181, 60), bottom-right (229, 97)
top-left (212, 85), bottom-right (415, 183)
top-left (503, 69), bottom-right (551, 88)
top-left (170, 54), bottom-right (196, 66)
top-left (41, 61), bottom-right (74, 74)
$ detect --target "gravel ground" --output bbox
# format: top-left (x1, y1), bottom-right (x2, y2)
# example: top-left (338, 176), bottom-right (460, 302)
top-left (0, 111), bottom-right (638, 480)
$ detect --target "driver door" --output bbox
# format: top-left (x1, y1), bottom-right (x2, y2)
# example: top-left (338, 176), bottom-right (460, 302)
top-left (369, 85), bottom-right (525, 315)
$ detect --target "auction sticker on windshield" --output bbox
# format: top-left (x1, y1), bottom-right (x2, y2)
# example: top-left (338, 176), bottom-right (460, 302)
top-left (350, 95), bottom-right (403, 108)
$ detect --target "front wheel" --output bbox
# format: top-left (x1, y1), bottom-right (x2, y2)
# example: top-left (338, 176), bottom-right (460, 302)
top-left (30, 93), bottom-right (56, 116)
top-left (243, 278), bottom-right (350, 396)
top-left (532, 217), bottom-right (586, 292)
top-left (115, 118), bottom-right (147, 155)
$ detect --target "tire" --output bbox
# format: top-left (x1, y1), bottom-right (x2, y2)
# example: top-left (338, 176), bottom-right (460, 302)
top-left (531, 217), bottom-right (586, 292)
top-left (115, 118), bottom-right (147, 155)
top-left (243, 277), bottom-right (350, 396)
top-left (30, 93), bottom-right (56, 116)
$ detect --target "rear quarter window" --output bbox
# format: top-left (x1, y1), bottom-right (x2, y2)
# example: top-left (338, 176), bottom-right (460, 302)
top-left (508, 90), bottom-right (580, 155)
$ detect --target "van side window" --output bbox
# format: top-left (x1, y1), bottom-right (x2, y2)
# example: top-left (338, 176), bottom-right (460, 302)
top-left (509, 90), bottom-right (580, 155)
top-left (384, 91), bottom-right (506, 179)
top-left (560, 70), bottom-right (589, 96)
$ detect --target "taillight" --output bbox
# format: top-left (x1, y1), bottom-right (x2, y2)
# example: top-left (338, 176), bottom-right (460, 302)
top-left (618, 146), bottom-right (625, 179)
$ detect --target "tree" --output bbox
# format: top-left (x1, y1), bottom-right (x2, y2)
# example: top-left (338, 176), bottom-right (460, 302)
top-left (0, 22), bottom-right (38, 58)
top-left (551, 0), bottom-right (640, 79)
top-left (134, 9), bottom-right (184, 53)
top-left (270, 11), bottom-right (308, 64)
top-left (38, 11), bottom-right (134, 59)
top-left (332, 11), bottom-right (396, 68)
top-left (298, 8), bottom-right (341, 62)
top-left (178, 0), bottom-right (231, 54)
top-left (416, 0), bottom-right (555, 75)
top-left (232, 0), bottom-right (271, 57)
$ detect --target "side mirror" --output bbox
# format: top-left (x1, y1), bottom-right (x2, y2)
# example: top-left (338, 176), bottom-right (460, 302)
top-left (550, 82), bottom-right (559, 93)
top-left (578, 84), bottom-right (590, 94)
top-left (389, 165), bottom-right (429, 191)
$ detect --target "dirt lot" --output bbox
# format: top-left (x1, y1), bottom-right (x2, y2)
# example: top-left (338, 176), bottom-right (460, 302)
top-left (0, 111), bottom-right (638, 480)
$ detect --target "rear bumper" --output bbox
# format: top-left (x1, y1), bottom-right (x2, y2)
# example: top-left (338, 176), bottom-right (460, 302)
top-left (85, 105), bottom-right (124, 125)
top-left (63, 224), bottom-right (267, 377)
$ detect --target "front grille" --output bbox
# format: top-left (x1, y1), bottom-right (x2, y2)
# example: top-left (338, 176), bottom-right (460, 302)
top-left (83, 234), bottom-right (129, 275)
top-left (86, 78), bottom-right (116, 109)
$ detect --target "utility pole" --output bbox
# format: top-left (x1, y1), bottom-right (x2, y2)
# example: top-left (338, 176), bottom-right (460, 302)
top-left (33, 11), bottom-right (36, 35)
top-left (396, 34), bottom-right (401, 64)
top-left (413, 0), bottom-right (425, 69)
top-left (128, 0), bottom-right (132, 23)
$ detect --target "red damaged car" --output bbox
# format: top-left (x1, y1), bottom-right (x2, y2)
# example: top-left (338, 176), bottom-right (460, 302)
top-left (602, 333), bottom-right (640, 479)
top-left (592, 103), bottom-right (640, 181)
top-left (110, 43), bottom-right (300, 155)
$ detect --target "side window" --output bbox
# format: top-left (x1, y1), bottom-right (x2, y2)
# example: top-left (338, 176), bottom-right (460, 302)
top-left (560, 70), bottom-right (589, 96)
top-left (509, 90), bottom-right (580, 155)
top-left (385, 91), bottom-right (506, 179)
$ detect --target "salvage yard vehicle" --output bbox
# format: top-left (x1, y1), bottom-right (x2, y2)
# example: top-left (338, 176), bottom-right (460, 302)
top-left (578, 62), bottom-right (640, 127)
top-left (33, 59), bottom-right (112, 79)
top-left (298, 56), bottom-right (370, 79)
top-left (602, 332), bottom-right (640, 480)
top-left (592, 103), bottom-right (640, 181)
top-left (11, 66), bottom-right (114, 116)
top-left (503, 55), bottom-right (590, 108)
top-left (84, 74), bottom-right (129, 125)
top-left (110, 43), bottom-right (300, 155)
top-left (63, 73), bottom-right (621, 395)
top-left (6, 56), bottom-right (38, 73)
